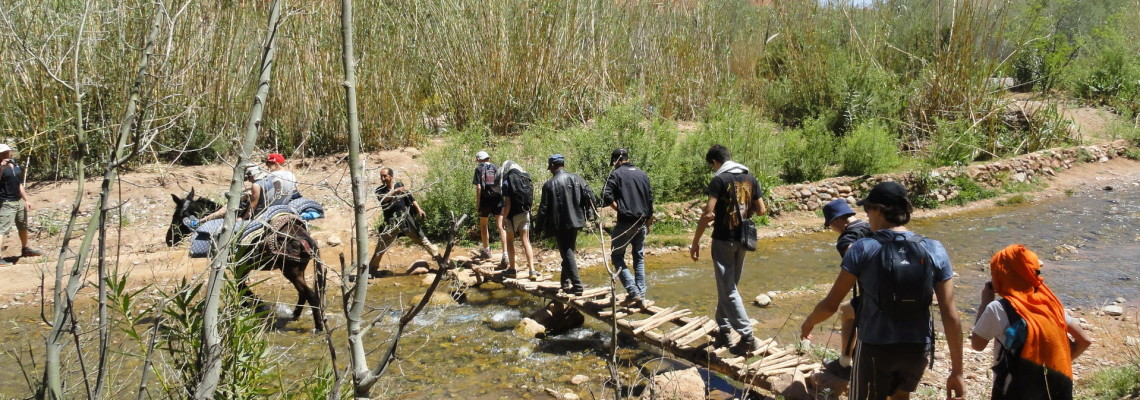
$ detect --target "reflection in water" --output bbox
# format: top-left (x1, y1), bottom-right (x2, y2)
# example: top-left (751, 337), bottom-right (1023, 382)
top-left (1, 184), bottom-right (1136, 397)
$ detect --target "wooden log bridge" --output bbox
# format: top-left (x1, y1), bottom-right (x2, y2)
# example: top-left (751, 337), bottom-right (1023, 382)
top-left (451, 260), bottom-right (822, 393)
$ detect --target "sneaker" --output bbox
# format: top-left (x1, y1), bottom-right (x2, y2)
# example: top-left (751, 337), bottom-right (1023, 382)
top-left (528, 269), bottom-right (539, 281)
top-left (823, 358), bottom-right (852, 380)
top-left (478, 248), bottom-right (492, 260)
top-left (731, 334), bottom-right (762, 356)
top-left (497, 258), bottom-right (509, 270)
top-left (21, 247), bottom-right (43, 257)
top-left (0, 258), bottom-right (12, 267)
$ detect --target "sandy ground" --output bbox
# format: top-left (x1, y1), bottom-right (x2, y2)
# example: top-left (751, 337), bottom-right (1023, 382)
top-left (0, 137), bottom-right (1137, 399)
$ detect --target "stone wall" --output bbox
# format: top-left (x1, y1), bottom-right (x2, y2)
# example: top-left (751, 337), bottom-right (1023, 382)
top-left (768, 140), bottom-right (1133, 212)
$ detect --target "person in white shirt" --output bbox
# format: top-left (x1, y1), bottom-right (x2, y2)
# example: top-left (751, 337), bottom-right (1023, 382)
top-left (264, 153), bottom-right (300, 206)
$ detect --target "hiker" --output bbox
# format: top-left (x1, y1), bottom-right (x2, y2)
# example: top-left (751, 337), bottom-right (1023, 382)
top-left (970, 244), bottom-right (1092, 400)
top-left (800, 181), bottom-right (965, 400)
top-left (820, 198), bottom-right (873, 379)
top-left (473, 151), bottom-right (508, 266)
top-left (689, 144), bottom-right (767, 356)
top-left (368, 167), bottom-right (438, 278)
top-left (533, 154), bottom-right (597, 295)
top-left (264, 153), bottom-right (301, 206)
top-left (499, 160), bottom-right (536, 279)
top-left (601, 148), bottom-right (654, 308)
top-left (0, 144), bottom-right (42, 265)
top-left (197, 164), bottom-right (270, 224)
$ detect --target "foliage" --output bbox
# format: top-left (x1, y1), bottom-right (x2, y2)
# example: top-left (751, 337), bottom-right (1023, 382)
top-left (1083, 364), bottom-right (1140, 399)
top-left (839, 121), bottom-right (900, 176)
top-left (927, 118), bottom-right (983, 167)
top-left (946, 175), bottom-right (998, 207)
top-left (779, 117), bottom-right (834, 183)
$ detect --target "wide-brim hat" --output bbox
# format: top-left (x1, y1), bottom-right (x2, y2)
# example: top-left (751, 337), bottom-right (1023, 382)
top-left (822, 199), bottom-right (855, 228)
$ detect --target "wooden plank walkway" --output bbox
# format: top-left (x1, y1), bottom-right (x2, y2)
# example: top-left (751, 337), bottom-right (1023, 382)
top-left (453, 260), bottom-right (821, 392)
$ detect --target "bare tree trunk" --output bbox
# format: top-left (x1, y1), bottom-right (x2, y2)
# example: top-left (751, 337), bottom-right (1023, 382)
top-left (38, 1), bottom-right (93, 397)
top-left (93, 6), bottom-right (166, 398)
top-left (193, 1), bottom-right (285, 398)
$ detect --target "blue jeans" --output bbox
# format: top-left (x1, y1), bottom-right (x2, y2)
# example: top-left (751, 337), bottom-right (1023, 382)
top-left (611, 220), bottom-right (647, 297)
top-left (711, 239), bottom-right (752, 336)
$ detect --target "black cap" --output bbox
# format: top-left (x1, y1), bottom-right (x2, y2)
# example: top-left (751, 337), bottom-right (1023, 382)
top-left (610, 148), bottom-right (629, 165)
top-left (857, 181), bottom-right (908, 208)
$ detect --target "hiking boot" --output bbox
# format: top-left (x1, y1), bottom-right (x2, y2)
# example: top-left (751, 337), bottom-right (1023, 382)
top-left (731, 334), bottom-right (762, 356)
top-left (497, 257), bottom-right (509, 270)
top-left (712, 330), bottom-right (732, 348)
top-left (823, 358), bottom-right (852, 380)
top-left (477, 248), bottom-right (492, 260)
top-left (21, 247), bottom-right (43, 257)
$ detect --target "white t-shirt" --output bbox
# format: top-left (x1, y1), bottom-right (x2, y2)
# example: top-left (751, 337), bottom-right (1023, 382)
top-left (266, 170), bottom-right (299, 206)
top-left (972, 299), bottom-right (1074, 365)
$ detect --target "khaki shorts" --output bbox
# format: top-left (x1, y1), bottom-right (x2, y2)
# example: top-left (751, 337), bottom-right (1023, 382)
top-left (503, 213), bottom-right (530, 235)
top-left (0, 199), bottom-right (27, 235)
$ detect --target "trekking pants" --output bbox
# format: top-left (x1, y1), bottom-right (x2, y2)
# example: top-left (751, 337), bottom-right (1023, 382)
top-left (555, 229), bottom-right (582, 292)
top-left (711, 239), bottom-right (752, 336)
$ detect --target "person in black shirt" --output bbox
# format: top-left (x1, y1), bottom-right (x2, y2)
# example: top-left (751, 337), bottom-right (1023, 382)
top-left (534, 154), bottom-right (597, 295)
top-left (820, 198), bottom-right (872, 379)
top-left (601, 148), bottom-right (654, 308)
top-left (689, 145), bottom-right (766, 355)
top-left (473, 151), bottom-right (507, 264)
top-left (368, 167), bottom-right (438, 278)
top-left (499, 160), bottom-right (536, 279)
top-left (0, 144), bottom-right (42, 266)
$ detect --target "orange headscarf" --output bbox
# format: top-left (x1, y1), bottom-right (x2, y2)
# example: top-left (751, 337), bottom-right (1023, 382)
top-left (990, 244), bottom-right (1072, 377)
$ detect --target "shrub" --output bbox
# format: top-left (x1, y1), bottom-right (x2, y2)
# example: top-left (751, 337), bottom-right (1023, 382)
top-left (674, 103), bottom-right (783, 200)
top-left (839, 121), bottom-right (900, 176)
top-left (780, 117), bottom-right (834, 183)
top-left (927, 118), bottom-right (983, 167)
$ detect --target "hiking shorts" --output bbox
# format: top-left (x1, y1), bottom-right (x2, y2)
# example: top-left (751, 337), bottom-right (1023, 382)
top-left (0, 199), bottom-right (27, 235)
top-left (850, 341), bottom-right (928, 399)
top-left (477, 202), bottom-right (501, 218)
top-left (503, 213), bottom-right (529, 234)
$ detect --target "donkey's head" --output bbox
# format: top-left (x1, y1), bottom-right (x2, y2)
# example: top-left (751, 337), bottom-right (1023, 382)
top-left (166, 188), bottom-right (220, 246)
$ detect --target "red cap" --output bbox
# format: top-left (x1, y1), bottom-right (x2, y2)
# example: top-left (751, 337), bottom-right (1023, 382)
top-left (265, 153), bottom-right (285, 164)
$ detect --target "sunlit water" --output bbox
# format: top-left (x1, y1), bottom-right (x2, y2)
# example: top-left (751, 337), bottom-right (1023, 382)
top-left (1, 182), bottom-right (1136, 397)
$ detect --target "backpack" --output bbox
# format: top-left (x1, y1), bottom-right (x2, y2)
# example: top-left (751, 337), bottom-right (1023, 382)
top-left (991, 298), bottom-right (1074, 400)
top-left (480, 164), bottom-right (502, 198)
top-left (869, 231), bottom-right (935, 320)
top-left (505, 168), bottom-right (534, 210)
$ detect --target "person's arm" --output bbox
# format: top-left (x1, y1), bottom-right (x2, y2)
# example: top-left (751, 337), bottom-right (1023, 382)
top-left (1068, 317), bottom-right (1093, 359)
top-left (800, 269), bottom-right (857, 339)
top-left (752, 198), bottom-right (766, 218)
top-left (602, 171), bottom-right (618, 211)
top-left (412, 198), bottom-right (425, 219)
top-left (244, 182), bottom-right (261, 220)
top-left (935, 278), bottom-right (966, 399)
top-left (689, 197), bottom-right (716, 261)
top-left (501, 195), bottom-right (512, 216)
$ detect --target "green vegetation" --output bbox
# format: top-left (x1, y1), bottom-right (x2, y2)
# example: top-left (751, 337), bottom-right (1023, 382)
top-left (1082, 364), bottom-right (1140, 399)
top-left (3, 0), bottom-right (1136, 181)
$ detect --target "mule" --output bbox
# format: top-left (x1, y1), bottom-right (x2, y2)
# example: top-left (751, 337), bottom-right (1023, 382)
top-left (166, 188), bottom-right (326, 332)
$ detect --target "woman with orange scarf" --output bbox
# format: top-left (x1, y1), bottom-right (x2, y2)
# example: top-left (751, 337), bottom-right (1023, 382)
top-left (970, 244), bottom-right (1093, 400)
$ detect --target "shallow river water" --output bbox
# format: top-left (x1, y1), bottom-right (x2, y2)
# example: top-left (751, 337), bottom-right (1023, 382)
top-left (1, 182), bottom-right (1137, 398)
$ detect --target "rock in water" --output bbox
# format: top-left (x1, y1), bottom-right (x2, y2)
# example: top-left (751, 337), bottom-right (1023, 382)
top-left (641, 368), bottom-right (704, 400)
top-left (570, 375), bottom-right (589, 385)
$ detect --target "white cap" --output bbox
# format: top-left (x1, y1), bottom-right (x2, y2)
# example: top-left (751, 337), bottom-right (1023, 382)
top-left (0, 144), bottom-right (12, 153)
top-left (475, 151), bottom-right (490, 161)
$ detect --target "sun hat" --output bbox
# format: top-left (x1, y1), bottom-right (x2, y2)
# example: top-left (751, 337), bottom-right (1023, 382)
top-left (0, 144), bottom-right (13, 153)
top-left (475, 151), bottom-right (490, 161)
top-left (856, 181), bottom-right (908, 208)
top-left (821, 199), bottom-right (856, 228)
top-left (265, 153), bottom-right (286, 164)
top-left (244, 164), bottom-right (267, 181)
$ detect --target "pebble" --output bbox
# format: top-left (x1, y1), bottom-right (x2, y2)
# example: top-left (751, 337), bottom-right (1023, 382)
top-left (570, 375), bottom-right (589, 385)
top-left (754, 294), bottom-right (772, 307)
top-left (326, 236), bottom-right (342, 247)
top-left (1116, 297), bottom-right (1126, 304)
top-left (1103, 305), bottom-right (1124, 316)
top-left (562, 393), bottom-right (579, 400)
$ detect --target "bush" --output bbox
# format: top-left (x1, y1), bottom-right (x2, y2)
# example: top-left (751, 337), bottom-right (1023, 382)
top-left (674, 103), bottom-right (783, 199)
top-left (780, 117), bottom-right (834, 183)
top-left (927, 118), bottom-right (983, 167)
top-left (839, 121), bottom-right (900, 176)
top-left (1084, 364), bottom-right (1140, 399)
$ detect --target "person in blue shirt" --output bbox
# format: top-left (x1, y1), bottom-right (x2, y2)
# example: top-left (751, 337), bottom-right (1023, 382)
top-left (800, 182), bottom-right (965, 400)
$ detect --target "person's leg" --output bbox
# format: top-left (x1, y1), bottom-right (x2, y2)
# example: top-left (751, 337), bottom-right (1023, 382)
top-left (556, 229), bottom-right (582, 293)
top-left (719, 240), bottom-right (752, 336)
top-left (479, 214), bottom-right (490, 257)
top-left (15, 200), bottom-right (37, 256)
top-left (611, 220), bottom-right (636, 297)
top-left (631, 223), bottom-right (647, 297)
top-left (368, 228), bottom-right (398, 274)
top-left (496, 212), bottom-right (508, 265)
top-left (519, 216), bottom-right (536, 277)
top-left (505, 230), bottom-right (517, 271)
top-left (0, 201), bottom-right (17, 263)
top-left (839, 300), bottom-right (856, 365)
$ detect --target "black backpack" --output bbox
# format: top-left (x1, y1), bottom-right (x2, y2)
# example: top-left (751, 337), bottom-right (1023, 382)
top-left (870, 231), bottom-right (935, 320)
top-left (991, 298), bottom-right (1073, 400)
top-left (480, 164), bottom-right (502, 198)
top-left (505, 168), bottom-right (533, 210)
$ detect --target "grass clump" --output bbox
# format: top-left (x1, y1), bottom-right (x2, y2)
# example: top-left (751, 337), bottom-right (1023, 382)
top-left (1083, 364), bottom-right (1140, 399)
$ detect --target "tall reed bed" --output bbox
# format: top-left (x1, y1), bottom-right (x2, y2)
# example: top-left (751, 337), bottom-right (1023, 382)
top-left (1, 0), bottom-right (1131, 179)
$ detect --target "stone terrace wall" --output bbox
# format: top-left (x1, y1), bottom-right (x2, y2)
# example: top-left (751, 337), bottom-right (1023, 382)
top-left (769, 140), bottom-right (1134, 212)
